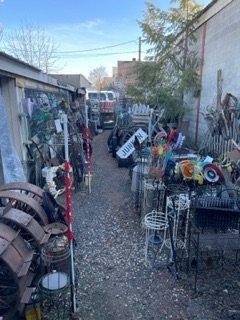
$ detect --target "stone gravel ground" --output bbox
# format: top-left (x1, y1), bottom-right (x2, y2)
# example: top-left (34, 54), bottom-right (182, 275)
top-left (73, 131), bottom-right (240, 320)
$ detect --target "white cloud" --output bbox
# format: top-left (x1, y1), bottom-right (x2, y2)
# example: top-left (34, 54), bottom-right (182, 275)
top-left (78, 19), bottom-right (103, 30)
top-left (49, 19), bottom-right (105, 36)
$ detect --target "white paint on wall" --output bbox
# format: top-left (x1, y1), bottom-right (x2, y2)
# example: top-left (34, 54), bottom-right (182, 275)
top-left (186, 0), bottom-right (240, 140)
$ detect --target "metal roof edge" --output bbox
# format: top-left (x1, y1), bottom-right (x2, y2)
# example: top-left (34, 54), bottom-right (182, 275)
top-left (195, 0), bottom-right (233, 28)
top-left (0, 52), bottom-right (76, 92)
top-left (0, 51), bottom-right (41, 71)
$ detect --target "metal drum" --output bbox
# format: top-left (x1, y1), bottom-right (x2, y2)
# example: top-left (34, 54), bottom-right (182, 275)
top-left (39, 271), bottom-right (70, 320)
top-left (44, 222), bottom-right (68, 236)
top-left (41, 236), bottom-right (70, 274)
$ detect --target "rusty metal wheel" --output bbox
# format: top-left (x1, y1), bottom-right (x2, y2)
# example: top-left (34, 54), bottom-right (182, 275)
top-left (0, 191), bottom-right (48, 225)
top-left (0, 231), bottom-right (34, 319)
top-left (0, 261), bottom-right (19, 318)
top-left (2, 208), bottom-right (50, 250)
top-left (0, 182), bottom-right (44, 201)
top-left (0, 182), bottom-right (65, 217)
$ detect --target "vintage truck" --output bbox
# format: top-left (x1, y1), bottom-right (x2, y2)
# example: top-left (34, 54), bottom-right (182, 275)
top-left (99, 91), bottom-right (116, 129)
top-left (86, 90), bottom-right (116, 129)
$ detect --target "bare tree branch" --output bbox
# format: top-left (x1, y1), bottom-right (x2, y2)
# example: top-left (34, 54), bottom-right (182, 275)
top-left (88, 66), bottom-right (108, 90)
top-left (4, 23), bottom-right (58, 73)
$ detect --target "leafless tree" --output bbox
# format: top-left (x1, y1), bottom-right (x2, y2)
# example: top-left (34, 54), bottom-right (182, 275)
top-left (4, 23), bottom-right (58, 73)
top-left (89, 66), bottom-right (108, 90)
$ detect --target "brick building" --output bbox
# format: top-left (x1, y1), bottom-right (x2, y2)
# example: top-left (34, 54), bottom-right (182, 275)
top-left (115, 58), bottom-right (140, 91)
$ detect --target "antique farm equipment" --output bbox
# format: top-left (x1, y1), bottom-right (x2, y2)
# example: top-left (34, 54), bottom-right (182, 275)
top-left (0, 190), bottom-right (48, 225)
top-left (0, 223), bottom-right (35, 319)
top-left (0, 180), bottom-right (67, 319)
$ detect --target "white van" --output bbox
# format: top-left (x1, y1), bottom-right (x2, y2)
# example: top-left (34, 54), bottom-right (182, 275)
top-left (86, 90), bottom-right (100, 103)
top-left (100, 91), bottom-right (116, 102)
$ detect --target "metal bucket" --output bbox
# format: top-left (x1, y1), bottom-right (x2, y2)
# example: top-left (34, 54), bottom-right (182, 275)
top-left (39, 271), bottom-right (70, 320)
top-left (41, 236), bottom-right (70, 274)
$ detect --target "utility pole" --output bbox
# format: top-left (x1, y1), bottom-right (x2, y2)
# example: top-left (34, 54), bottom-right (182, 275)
top-left (138, 37), bottom-right (142, 62)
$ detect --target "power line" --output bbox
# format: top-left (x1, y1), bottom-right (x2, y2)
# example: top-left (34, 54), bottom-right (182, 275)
top-left (54, 40), bottom-right (138, 54)
top-left (2, 39), bottom-right (138, 55)
top-left (56, 50), bottom-right (147, 59)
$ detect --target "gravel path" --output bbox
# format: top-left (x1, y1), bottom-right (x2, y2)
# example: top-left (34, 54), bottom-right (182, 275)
top-left (74, 132), bottom-right (240, 320)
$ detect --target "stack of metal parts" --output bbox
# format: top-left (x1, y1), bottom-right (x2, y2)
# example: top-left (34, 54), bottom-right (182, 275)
top-left (0, 182), bottom-right (67, 319)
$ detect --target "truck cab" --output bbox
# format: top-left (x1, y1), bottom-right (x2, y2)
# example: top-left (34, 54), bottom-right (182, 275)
top-left (99, 91), bottom-right (116, 129)
top-left (100, 91), bottom-right (116, 102)
top-left (86, 90), bottom-right (116, 130)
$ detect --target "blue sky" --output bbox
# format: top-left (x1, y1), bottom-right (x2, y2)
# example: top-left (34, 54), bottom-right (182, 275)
top-left (0, 0), bottom-right (210, 78)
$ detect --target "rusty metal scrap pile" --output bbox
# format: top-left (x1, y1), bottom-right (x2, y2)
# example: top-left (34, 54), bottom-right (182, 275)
top-left (107, 100), bottom-right (240, 292)
top-left (202, 93), bottom-right (240, 157)
top-left (24, 95), bottom-right (94, 193)
top-left (0, 182), bottom-right (67, 319)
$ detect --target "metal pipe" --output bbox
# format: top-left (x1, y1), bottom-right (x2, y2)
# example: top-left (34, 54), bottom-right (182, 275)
top-left (62, 114), bottom-right (77, 314)
top-left (195, 22), bottom-right (207, 145)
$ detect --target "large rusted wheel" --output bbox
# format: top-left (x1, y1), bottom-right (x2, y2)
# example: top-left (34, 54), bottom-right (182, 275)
top-left (0, 191), bottom-right (48, 225)
top-left (1, 208), bottom-right (50, 250)
top-left (0, 182), bottom-right (44, 201)
top-left (0, 228), bottom-right (34, 319)
top-left (0, 182), bottom-right (66, 214)
top-left (0, 261), bottom-right (19, 318)
top-left (0, 260), bottom-right (35, 319)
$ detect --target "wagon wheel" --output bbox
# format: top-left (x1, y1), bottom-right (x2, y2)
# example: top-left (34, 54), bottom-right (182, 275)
top-left (2, 208), bottom-right (50, 251)
top-left (0, 191), bottom-right (48, 225)
top-left (0, 182), bottom-right (66, 214)
top-left (0, 261), bottom-right (19, 317)
top-left (0, 182), bottom-right (44, 201)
